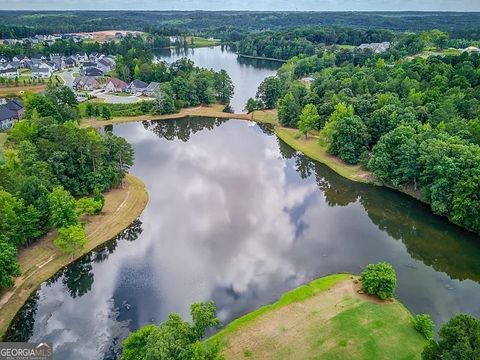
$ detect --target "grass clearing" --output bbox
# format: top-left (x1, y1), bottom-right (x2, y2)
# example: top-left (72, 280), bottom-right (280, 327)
top-left (212, 276), bottom-right (427, 360)
top-left (0, 132), bottom-right (7, 162)
top-left (274, 127), bottom-right (373, 183)
top-left (0, 174), bottom-right (149, 339)
top-left (189, 36), bottom-right (220, 47)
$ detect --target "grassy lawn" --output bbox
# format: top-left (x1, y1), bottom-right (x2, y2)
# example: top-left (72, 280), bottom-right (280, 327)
top-left (0, 174), bottom-right (149, 339)
top-left (0, 132), bottom-right (7, 162)
top-left (274, 127), bottom-right (373, 183)
top-left (190, 36), bottom-right (220, 47)
top-left (211, 276), bottom-right (427, 360)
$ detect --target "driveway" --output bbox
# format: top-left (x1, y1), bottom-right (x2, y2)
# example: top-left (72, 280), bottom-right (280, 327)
top-left (96, 92), bottom-right (154, 104)
top-left (58, 70), bottom-right (76, 88)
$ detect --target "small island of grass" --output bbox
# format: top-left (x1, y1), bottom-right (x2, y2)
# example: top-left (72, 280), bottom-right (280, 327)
top-left (210, 274), bottom-right (427, 360)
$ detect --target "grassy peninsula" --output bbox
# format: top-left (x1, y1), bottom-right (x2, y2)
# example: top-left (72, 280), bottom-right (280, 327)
top-left (210, 274), bottom-right (427, 360)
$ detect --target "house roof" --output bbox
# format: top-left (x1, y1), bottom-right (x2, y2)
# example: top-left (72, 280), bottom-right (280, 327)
top-left (145, 82), bottom-right (160, 92)
top-left (0, 68), bottom-right (17, 74)
top-left (5, 99), bottom-right (23, 111)
top-left (106, 77), bottom-right (127, 88)
top-left (129, 79), bottom-right (148, 89)
top-left (98, 58), bottom-right (112, 67)
top-left (0, 105), bottom-right (17, 122)
top-left (74, 76), bottom-right (99, 87)
top-left (32, 66), bottom-right (51, 73)
top-left (84, 67), bottom-right (103, 77)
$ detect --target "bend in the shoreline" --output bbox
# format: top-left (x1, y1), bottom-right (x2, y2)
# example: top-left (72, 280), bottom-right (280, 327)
top-left (0, 174), bottom-right (149, 339)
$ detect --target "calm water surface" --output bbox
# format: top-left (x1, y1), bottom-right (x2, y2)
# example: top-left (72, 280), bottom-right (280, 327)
top-left (6, 48), bottom-right (480, 359)
top-left (155, 46), bottom-right (281, 112)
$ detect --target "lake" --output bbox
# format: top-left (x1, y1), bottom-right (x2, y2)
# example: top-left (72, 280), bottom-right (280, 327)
top-left (6, 47), bottom-right (480, 359)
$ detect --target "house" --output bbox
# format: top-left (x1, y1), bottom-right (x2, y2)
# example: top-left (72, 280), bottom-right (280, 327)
top-left (82, 67), bottom-right (104, 77)
top-left (97, 58), bottom-right (114, 73)
top-left (49, 56), bottom-right (64, 70)
top-left (105, 77), bottom-right (127, 93)
top-left (32, 54), bottom-right (47, 61)
top-left (0, 68), bottom-right (19, 78)
top-left (115, 32), bottom-right (123, 39)
top-left (143, 82), bottom-right (160, 96)
top-left (75, 53), bottom-right (89, 63)
top-left (4, 99), bottom-right (24, 119)
top-left (0, 99), bottom-right (23, 129)
top-left (12, 55), bottom-right (22, 62)
top-left (31, 66), bottom-right (52, 78)
top-left (73, 76), bottom-right (100, 91)
top-left (357, 42), bottom-right (391, 53)
top-left (64, 57), bottom-right (77, 68)
top-left (8, 61), bottom-right (23, 69)
top-left (127, 79), bottom-right (148, 94)
top-left (0, 56), bottom-right (8, 64)
top-left (0, 63), bottom-right (12, 70)
top-left (0, 106), bottom-right (18, 129)
top-left (82, 61), bottom-right (97, 69)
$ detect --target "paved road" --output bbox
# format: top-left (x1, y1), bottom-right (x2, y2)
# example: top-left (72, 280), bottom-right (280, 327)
top-left (96, 93), bottom-right (142, 103)
top-left (58, 70), bottom-right (76, 88)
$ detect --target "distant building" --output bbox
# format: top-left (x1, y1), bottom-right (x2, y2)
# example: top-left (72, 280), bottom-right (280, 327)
top-left (105, 77), bottom-right (128, 93)
top-left (0, 68), bottom-right (19, 78)
top-left (64, 57), bottom-right (77, 68)
top-left (143, 82), bottom-right (160, 96)
top-left (31, 66), bottom-right (52, 78)
top-left (357, 42), bottom-right (391, 53)
top-left (97, 58), bottom-right (114, 73)
top-left (73, 76), bottom-right (100, 91)
top-left (0, 99), bottom-right (23, 129)
top-left (127, 79), bottom-right (148, 94)
top-left (81, 67), bottom-right (104, 77)
top-left (115, 32), bottom-right (123, 39)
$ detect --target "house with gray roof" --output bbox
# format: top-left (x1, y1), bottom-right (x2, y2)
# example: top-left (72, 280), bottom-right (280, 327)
top-left (31, 66), bottom-right (52, 78)
top-left (0, 99), bottom-right (23, 129)
top-left (73, 76), bottom-right (100, 91)
top-left (0, 68), bottom-right (19, 78)
top-left (143, 82), bottom-right (160, 96)
top-left (82, 67), bottom-right (104, 77)
top-left (127, 79), bottom-right (148, 94)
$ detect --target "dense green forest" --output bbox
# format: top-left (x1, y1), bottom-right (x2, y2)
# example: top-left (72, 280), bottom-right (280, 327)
top-left (1, 11), bottom-right (480, 39)
top-left (0, 86), bottom-right (134, 288)
top-left (252, 50), bottom-right (480, 234)
top-left (233, 27), bottom-right (460, 60)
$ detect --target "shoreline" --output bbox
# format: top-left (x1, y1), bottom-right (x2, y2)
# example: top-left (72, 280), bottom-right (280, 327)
top-left (209, 274), bottom-right (427, 359)
top-left (0, 174), bottom-right (149, 339)
top-left (236, 53), bottom-right (288, 63)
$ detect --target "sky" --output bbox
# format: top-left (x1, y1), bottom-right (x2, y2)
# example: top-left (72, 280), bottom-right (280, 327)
top-left (1, 0), bottom-right (480, 11)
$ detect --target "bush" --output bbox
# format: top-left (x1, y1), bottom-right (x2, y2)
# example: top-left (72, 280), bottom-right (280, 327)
top-left (414, 314), bottom-right (434, 340)
top-left (360, 262), bottom-right (397, 300)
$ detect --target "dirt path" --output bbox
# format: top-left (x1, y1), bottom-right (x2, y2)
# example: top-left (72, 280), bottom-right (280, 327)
top-left (80, 104), bottom-right (278, 128)
top-left (0, 174), bottom-right (148, 339)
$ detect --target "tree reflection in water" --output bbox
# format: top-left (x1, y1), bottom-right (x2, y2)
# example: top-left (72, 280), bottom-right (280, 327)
top-left (4, 219), bottom-right (144, 342)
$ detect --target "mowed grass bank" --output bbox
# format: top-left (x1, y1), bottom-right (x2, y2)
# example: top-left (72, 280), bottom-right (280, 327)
top-left (210, 275), bottom-right (427, 360)
top-left (0, 174), bottom-right (148, 339)
top-left (274, 127), bottom-right (373, 183)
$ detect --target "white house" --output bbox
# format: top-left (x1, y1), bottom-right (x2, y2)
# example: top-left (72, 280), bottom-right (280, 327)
top-left (31, 66), bottom-right (52, 78)
top-left (0, 68), bottom-right (19, 78)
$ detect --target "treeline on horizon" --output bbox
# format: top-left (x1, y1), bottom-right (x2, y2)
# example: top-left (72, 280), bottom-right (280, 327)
top-left (1, 11), bottom-right (480, 39)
